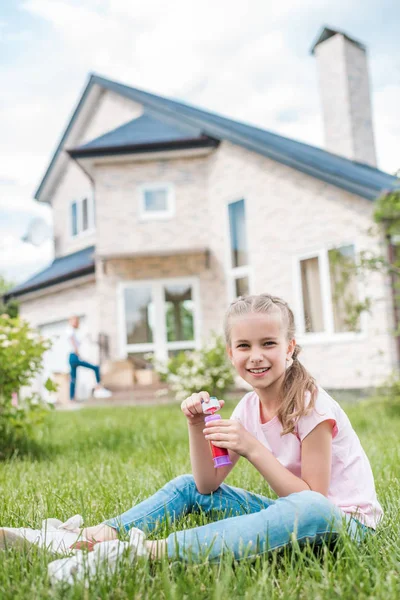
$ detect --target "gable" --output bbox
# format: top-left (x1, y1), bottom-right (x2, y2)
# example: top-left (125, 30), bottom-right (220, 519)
top-left (36, 83), bottom-right (144, 203)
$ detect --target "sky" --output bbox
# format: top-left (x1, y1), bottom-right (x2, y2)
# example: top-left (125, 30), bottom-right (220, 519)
top-left (1, 0), bottom-right (399, 285)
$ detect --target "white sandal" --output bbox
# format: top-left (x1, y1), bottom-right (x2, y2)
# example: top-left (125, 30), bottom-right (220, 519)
top-left (48, 527), bottom-right (147, 585)
top-left (0, 514), bottom-right (87, 554)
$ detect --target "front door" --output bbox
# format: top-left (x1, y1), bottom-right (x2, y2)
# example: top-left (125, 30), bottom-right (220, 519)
top-left (118, 277), bottom-right (200, 363)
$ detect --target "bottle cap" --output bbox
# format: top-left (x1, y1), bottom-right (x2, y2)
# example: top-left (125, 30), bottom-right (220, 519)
top-left (202, 396), bottom-right (220, 414)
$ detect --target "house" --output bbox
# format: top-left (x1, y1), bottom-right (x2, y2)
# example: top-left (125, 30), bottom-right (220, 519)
top-left (6, 26), bottom-right (400, 397)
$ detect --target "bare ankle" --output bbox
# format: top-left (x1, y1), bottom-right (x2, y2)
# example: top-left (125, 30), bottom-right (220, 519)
top-left (146, 539), bottom-right (167, 560)
top-left (83, 524), bottom-right (118, 542)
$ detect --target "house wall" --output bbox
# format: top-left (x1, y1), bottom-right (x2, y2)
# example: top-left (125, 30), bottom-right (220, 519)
top-left (79, 90), bottom-right (143, 146)
top-left (51, 160), bottom-right (95, 257)
top-left (51, 90), bottom-right (143, 258)
top-left (94, 153), bottom-right (210, 257)
top-left (96, 251), bottom-right (226, 360)
top-left (206, 141), bottom-right (395, 389)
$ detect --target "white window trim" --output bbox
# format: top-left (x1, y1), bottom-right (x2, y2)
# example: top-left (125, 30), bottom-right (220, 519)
top-left (117, 276), bottom-right (201, 362)
top-left (293, 242), bottom-right (368, 344)
top-left (138, 183), bottom-right (175, 221)
top-left (225, 198), bottom-right (253, 301)
top-left (70, 195), bottom-right (95, 238)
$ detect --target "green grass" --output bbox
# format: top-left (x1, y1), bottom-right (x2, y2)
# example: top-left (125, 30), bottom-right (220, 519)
top-left (0, 399), bottom-right (399, 599)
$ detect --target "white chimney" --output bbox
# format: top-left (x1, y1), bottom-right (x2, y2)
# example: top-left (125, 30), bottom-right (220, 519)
top-left (311, 27), bottom-right (377, 167)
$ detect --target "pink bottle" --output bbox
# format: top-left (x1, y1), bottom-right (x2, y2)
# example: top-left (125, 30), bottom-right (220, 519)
top-left (203, 397), bottom-right (232, 468)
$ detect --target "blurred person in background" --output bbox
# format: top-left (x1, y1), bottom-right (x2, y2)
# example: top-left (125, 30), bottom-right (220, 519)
top-left (67, 315), bottom-right (112, 402)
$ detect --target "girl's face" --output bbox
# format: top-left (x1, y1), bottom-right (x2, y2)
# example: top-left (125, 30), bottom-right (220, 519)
top-left (227, 311), bottom-right (295, 392)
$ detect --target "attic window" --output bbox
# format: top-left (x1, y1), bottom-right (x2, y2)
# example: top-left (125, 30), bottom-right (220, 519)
top-left (70, 196), bottom-right (95, 237)
top-left (139, 184), bottom-right (175, 220)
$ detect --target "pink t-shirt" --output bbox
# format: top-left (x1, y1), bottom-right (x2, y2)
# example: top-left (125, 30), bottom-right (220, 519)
top-left (231, 387), bottom-right (383, 529)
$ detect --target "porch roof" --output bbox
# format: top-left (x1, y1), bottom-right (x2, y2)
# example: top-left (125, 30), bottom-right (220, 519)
top-left (97, 247), bottom-right (210, 267)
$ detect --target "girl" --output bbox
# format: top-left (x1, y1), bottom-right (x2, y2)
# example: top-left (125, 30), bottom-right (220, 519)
top-left (1, 294), bottom-right (382, 581)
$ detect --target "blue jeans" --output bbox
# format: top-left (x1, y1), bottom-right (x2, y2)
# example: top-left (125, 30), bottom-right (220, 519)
top-left (104, 475), bottom-right (370, 562)
top-left (69, 353), bottom-right (100, 400)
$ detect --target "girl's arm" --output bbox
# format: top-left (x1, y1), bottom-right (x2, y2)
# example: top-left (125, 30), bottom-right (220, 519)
top-left (188, 421), bottom-right (240, 494)
top-left (181, 392), bottom-right (240, 494)
top-left (205, 419), bottom-right (333, 497)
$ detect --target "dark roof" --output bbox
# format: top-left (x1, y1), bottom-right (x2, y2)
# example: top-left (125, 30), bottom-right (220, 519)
top-left (5, 245), bottom-right (95, 299)
top-left (310, 26), bottom-right (366, 55)
top-left (68, 113), bottom-right (218, 158)
top-left (35, 74), bottom-right (399, 203)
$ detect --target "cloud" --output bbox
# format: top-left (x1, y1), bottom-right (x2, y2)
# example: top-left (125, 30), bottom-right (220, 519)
top-left (0, 237), bottom-right (53, 284)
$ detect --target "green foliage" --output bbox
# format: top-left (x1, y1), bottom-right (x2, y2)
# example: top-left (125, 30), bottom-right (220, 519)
top-left (149, 333), bottom-right (235, 401)
top-left (374, 190), bottom-right (400, 235)
top-left (377, 374), bottom-right (400, 417)
top-left (0, 275), bottom-right (19, 318)
top-left (0, 313), bottom-right (53, 458)
top-left (0, 393), bottom-right (52, 459)
top-left (328, 247), bottom-right (372, 331)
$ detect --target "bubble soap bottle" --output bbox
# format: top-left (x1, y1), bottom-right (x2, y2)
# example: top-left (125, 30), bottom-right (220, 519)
top-left (202, 396), bottom-right (232, 468)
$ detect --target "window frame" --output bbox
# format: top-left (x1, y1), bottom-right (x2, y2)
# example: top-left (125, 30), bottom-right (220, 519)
top-left (293, 242), bottom-right (367, 344)
top-left (226, 198), bottom-right (253, 301)
top-left (70, 195), bottom-right (95, 238)
top-left (117, 276), bottom-right (201, 361)
top-left (138, 183), bottom-right (175, 221)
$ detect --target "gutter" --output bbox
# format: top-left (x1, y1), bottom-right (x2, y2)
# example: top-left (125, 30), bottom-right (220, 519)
top-left (67, 136), bottom-right (219, 159)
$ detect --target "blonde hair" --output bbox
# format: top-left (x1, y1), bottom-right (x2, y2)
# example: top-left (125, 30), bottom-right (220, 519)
top-left (224, 293), bottom-right (317, 436)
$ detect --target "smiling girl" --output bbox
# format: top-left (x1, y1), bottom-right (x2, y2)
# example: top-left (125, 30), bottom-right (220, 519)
top-left (1, 294), bottom-right (383, 579)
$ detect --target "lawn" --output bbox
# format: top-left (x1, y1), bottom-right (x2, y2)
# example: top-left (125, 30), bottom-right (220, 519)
top-left (0, 398), bottom-right (399, 599)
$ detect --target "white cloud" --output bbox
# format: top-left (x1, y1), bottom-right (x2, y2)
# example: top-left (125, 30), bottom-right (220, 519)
top-left (0, 238), bottom-right (53, 284)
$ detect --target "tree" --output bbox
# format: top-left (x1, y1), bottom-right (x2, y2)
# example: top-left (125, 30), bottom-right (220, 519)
top-left (0, 275), bottom-right (18, 318)
top-left (343, 184), bottom-right (400, 363)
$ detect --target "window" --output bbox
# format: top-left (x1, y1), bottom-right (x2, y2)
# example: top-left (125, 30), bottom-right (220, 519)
top-left (124, 287), bottom-right (154, 344)
top-left (139, 184), bottom-right (175, 220)
top-left (328, 245), bottom-right (360, 333)
top-left (82, 197), bottom-right (89, 230)
top-left (227, 199), bottom-right (251, 299)
top-left (165, 284), bottom-right (194, 342)
top-left (70, 196), bottom-right (95, 237)
top-left (71, 202), bottom-right (78, 237)
top-left (297, 244), bottom-right (362, 337)
top-left (300, 257), bottom-right (324, 333)
top-left (119, 278), bottom-right (199, 361)
top-left (229, 199), bottom-right (248, 267)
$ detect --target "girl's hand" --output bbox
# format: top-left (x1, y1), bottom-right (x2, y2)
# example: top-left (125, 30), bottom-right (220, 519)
top-left (203, 418), bottom-right (258, 458)
top-left (180, 392), bottom-right (225, 426)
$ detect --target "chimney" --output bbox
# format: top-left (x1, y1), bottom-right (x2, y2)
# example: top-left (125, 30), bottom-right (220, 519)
top-left (311, 27), bottom-right (377, 167)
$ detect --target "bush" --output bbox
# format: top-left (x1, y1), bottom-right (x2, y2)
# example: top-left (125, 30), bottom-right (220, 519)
top-left (0, 313), bottom-right (53, 457)
top-left (0, 275), bottom-right (19, 318)
top-left (149, 333), bottom-right (235, 401)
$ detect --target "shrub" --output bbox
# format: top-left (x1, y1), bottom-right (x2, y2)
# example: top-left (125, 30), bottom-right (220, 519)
top-left (149, 333), bottom-right (235, 401)
top-left (0, 275), bottom-right (19, 318)
top-left (0, 313), bottom-right (53, 457)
